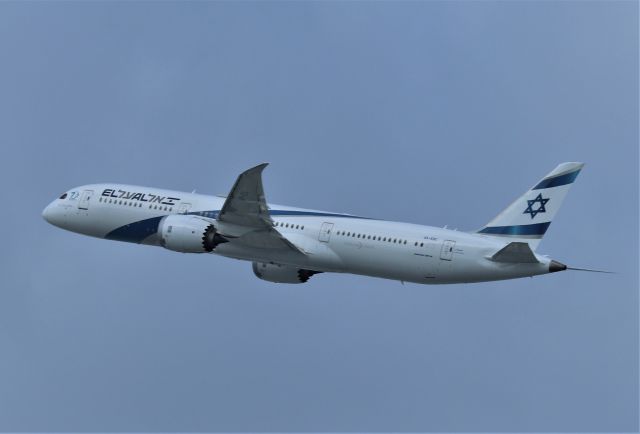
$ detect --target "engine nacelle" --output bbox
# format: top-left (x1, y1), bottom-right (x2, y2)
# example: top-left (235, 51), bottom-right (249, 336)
top-left (158, 215), bottom-right (227, 253)
top-left (252, 262), bottom-right (321, 284)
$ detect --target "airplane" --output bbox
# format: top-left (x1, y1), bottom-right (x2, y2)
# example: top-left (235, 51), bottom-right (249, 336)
top-left (42, 162), bottom-right (606, 284)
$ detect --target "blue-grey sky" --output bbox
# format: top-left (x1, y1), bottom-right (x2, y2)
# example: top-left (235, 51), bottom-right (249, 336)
top-left (0, 1), bottom-right (637, 431)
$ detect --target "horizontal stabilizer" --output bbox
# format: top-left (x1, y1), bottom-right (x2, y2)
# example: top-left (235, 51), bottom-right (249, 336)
top-left (490, 242), bottom-right (539, 263)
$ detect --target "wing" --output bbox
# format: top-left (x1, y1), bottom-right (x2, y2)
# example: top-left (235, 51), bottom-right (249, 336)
top-left (218, 163), bottom-right (272, 228)
top-left (218, 163), bottom-right (305, 254)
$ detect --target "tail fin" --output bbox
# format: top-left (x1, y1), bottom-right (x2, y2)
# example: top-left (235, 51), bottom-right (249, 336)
top-left (477, 162), bottom-right (584, 250)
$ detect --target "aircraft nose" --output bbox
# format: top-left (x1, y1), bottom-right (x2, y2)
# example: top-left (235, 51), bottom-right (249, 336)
top-left (42, 202), bottom-right (54, 223)
top-left (42, 201), bottom-right (62, 226)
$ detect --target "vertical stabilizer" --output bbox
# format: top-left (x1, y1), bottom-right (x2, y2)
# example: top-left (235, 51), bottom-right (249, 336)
top-left (477, 162), bottom-right (584, 250)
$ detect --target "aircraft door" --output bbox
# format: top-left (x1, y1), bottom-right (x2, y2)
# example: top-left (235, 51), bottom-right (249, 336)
top-left (318, 222), bottom-right (334, 243)
top-left (440, 240), bottom-right (456, 261)
top-left (77, 190), bottom-right (94, 210)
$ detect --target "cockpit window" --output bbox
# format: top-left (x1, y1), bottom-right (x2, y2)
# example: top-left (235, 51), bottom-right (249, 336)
top-left (59, 193), bottom-right (68, 199)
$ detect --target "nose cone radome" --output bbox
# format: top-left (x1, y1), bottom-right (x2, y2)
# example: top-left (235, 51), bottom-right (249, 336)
top-left (42, 201), bottom-right (64, 227)
top-left (42, 202), bottom-right (54, 223)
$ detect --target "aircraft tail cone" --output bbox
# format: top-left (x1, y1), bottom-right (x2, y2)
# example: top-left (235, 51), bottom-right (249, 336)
top-left (549, 260), bottom-right (567, 273)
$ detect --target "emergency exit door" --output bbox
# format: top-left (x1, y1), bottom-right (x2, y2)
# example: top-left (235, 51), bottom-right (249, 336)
top-left (318, 222), bottom-right (334, 243)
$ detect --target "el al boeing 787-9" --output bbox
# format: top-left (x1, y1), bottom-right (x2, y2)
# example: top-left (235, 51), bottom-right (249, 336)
top-left (42, 162), bottom-right (605, 284)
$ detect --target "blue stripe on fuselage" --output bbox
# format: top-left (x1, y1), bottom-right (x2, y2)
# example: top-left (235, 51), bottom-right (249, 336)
top-left (104, 210), bottom-right (367, 243)
top-left (105, 216), bottom-right (164, 243)
top-left (269, 210), bottom-right (367, 219)
top-left (532, 170), bottom-right (581, 190)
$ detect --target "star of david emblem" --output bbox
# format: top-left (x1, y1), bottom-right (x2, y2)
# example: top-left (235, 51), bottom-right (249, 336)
top-left (523, 193), bottom-right (550, 219)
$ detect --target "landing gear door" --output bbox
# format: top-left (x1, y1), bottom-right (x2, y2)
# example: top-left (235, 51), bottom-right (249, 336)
top-left (77, 190), bottom-right (93, 210)
top-left (318, 222), bottom-right (334, 243)
top-left (440, 240), bottom-right (456, 261)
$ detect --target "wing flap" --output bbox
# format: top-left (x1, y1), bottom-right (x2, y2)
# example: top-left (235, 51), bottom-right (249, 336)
top-left (237, 229), bottom-right (306, 254)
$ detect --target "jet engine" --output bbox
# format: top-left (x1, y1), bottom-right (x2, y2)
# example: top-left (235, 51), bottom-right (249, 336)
top-left (158, 215), bottom-right (227, 253)
top-left (252, 262), bottom-right (321, 284)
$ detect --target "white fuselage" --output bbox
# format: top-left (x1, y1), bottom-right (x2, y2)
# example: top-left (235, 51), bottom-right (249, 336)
top-left (43, 184), bottom-right (556, 284)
